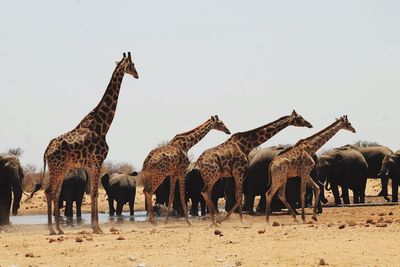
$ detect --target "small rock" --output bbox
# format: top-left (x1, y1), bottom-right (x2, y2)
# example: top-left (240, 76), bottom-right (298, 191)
top-left (235, 260), bottom-right (243, 266)
top-left (258, 229), bottom-right (266, 234)
top-left (75, 236), bottom-right (83, 242)
top-left (49, 238), bottom-right (56, 243)
top-left (378, 217), bottom-right (384, 222)
top-left (284, 232), bottom-right (288, 235)
top-left (216, 258), bottom-right (225, 262)
top-left (327, 223), bottom-right (334, 227)
top-left (376, 223), bottom-right (387, 228)
top-left (319, 258), bottom-right (328, 265)
top-left (338, 224), bottom-right (346, 229)
top-left (272, 221), bottom-right (280, 227)
top-left (366, 219), bottom-right (374, 224)
top-left (116, 236), bottom-right (125, 240)
top-left (307, 221), bottom-right (314, 224)
top-left (57, 236), bottom-right (64, 242)
top-left (389, 212), bottom-right (394, 215)
top-left (129, 256), bottom-right (137, 262)
top-left (110, 227), bottom-right (120, 233)
top-left (348, 221), bottom-right (357, 227)
top-left (378, 213), bottom-right (386, 216)
top-left (385, 219), bottom-right (393, 224)
top-left (78, 230), bottom-right (91, 235)
top-left (25, 253), bottom-right (34, 258)
top-left (214, 229), bottom-right (223, 236)
top-left (365, 224), bottom-right (370, 227)
top-left (86, 237), bottom-right (94, 241)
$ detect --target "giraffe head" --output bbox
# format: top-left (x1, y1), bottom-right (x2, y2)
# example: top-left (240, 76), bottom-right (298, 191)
top-left (337, 115), bottom-right (356, 133)
top-left (120, 52), bottom-right (139, 79)
top-left (288, 110), bottom-right (313, 128)
top-left (211, 115), bottom-right (231, 134)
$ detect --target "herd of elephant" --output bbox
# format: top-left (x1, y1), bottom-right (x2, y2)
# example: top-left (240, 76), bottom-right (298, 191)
top-left (1, 143), bottom-right (399, 225)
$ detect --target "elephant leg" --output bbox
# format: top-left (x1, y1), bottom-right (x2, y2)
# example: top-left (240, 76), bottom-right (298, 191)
top-left (391, 178), bottom-right (399, 202)
top-left (76, 198), bottom-right (82, 218)
top-left (353, 190), bottom-right (359, 204)
top-left (116, 201), bottom-right (124, 216)
top-left (331, 182), bottom-right (341, 205)
top-left (65, 199), bottom-right (73, 218)
top-left (342, 186), bottom-right (350, 204)
top-left (189, 196), bottom-right (200, 216)
top-left (246, 191), bottom-right (257, 215)
top-left (108, 198), bottom-right (115, 216)
top-left (129, 199), bottom-right (134, 216)
top-left (0, 187), bottom-right (12, 225)
top-left (200, 197), bottom-right (206, 216)
top-left (379, 176), bottom-right (389, 198)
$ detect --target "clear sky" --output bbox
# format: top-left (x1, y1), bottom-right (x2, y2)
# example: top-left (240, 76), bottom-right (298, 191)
top-left (1, 1), bottom-right (399, 170)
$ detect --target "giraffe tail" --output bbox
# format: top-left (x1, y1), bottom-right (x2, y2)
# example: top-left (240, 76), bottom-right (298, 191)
top-left (25, 154), bottom-right (47, 202)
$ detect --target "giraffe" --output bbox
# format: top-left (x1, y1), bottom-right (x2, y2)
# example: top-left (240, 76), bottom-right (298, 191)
top-left (32, 52), bottom-right (138, 235)
top-left (266, 115), bottom-right (356, 225)
top-left (142, 115), bottom-right (231, 225)
top-left (195, 110), bottom-right (313, 225)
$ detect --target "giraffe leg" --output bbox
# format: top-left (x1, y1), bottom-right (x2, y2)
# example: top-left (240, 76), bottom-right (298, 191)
top-left (265, 183), bottom-right (280, 225)
top-left (223, 176), bottom-right (244, 223)
top-left (306, 175), bottom-right (320, 221)
top-left (144, 188), bottom-right (156, 225)
top-left (277, 181), bottom-right (298, 222)
top-left (178, 174), bottom-right (192, 226)
top-left (87, 167), bottom-right (103, 234)
top-left (165, 177), bottom-right (177, 224)
top-left (201, 188), bottom-right (219, 225)
top-left (45, 186), bottom-right (56, 235)
top-left (299, 178), bottom-right (307, 223)
top-left (53, 179), bottom-right (65, 235)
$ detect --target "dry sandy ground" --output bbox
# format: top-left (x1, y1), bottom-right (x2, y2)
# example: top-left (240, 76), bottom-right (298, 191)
top-left (1, 180), bottom-right (399, 267)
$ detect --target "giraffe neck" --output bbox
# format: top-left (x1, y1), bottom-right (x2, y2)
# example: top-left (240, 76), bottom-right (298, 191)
top-left (299, 120), bottom-right (343, 155)
top-left (75, 61), bottom-right (126, 136)
top-left (232, 115), bottom-right (292, 155)
top-left (169, 119), bottom-right (214, 152)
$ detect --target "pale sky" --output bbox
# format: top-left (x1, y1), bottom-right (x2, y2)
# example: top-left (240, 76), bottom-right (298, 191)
top-left (1, 1), bottom-right (399, 170)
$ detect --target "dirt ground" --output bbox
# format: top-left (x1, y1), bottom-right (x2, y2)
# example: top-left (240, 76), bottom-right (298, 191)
top-left (1, 179), bottom-right (399, 267)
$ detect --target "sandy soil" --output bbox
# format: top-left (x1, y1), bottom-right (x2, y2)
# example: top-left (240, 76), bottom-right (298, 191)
top-left (1, 180), bottom-right (399, 267)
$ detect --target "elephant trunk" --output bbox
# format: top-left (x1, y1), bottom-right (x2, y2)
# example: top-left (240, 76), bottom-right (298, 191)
top-left (101, 173), bottom-right (110, 194)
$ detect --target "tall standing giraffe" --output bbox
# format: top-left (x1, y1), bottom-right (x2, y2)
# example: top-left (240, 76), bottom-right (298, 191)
top-left (142, 116), bottom-right (231, 225)
top-left (33, 52), bottom-right (138, 235)
top-left (195, 111), bottom-right (313, 224)
top-left (266, 115), bottom-right (356, 225)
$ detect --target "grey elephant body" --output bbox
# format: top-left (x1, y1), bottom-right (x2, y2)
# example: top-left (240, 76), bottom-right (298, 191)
top-left (318, 146), bottom-right (368, 205)
top-left (380, 150), bottom-right (400, 202)
top-left (345, 145), bottom-right (393, 201)
top-left (0, 155), bottom-right (24, 225)
top-left (58, 169), bottom-right (88, 218)
top-left (101, 172), bottom-right (137, 216)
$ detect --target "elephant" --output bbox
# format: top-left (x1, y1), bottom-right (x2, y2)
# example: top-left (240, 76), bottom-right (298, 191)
top-left (318, 146), bottom-right (368, 205)
top-left (0, 155), bottom-right (24, 225)
top-left (101, 171), bottom-right (137, 216)
top-left (345, 145), bottom-right (393, 201)
top-left (58, 169), bottom-right (88, 218)
top-left (243, 146), bottom-right (325, 215)
top-left (379, 150), bottom-right (400, 202)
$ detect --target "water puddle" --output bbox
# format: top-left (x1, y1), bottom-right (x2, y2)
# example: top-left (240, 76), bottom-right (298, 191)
top-left (10, 211), bottom-right (148, 226)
